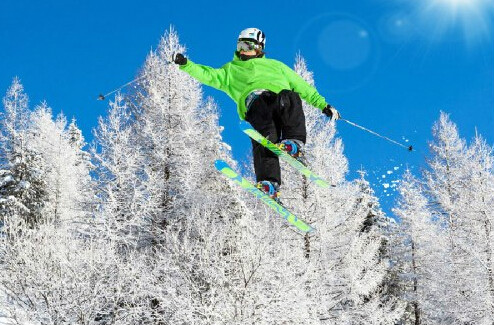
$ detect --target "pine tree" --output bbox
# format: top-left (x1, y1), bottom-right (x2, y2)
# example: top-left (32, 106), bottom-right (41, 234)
top-left (0, 78), bottom-right (47, 228)
top-left (393, 169), bottom-right (451, 324)
top-left (0, 77), bottom-right (29, 166)
top-left (66, 117), bottom-right (94, 230)
top-left (424, 112), bottom-right (492, 323)
top-left (391, 113), bottom-right (494, 324)
top-left (93, 93), bottom-right (149, 248)
top-left (26, 102), bottom-right (93, 230)
top-left (341, 172), bottom-right (405, 324)
top-left (128, 27), bottom-right (204, 243)
top-left (465, 134), bottom-right (494, 320)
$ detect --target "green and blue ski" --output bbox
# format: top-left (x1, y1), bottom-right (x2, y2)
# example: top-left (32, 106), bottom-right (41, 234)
top-left (215, 160), bottom-right (314, 233)
top-left (239, 121), bottom-right (332, 188)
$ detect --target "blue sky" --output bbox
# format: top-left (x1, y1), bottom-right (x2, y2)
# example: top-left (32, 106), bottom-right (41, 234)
top-left (1, 0), bottom-right (493, 215)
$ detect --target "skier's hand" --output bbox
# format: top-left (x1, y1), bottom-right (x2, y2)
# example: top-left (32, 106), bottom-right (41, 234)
top-left (322, 105), bottom-right (341, 121)
top-left (173, 53), bottom-right (187, 65)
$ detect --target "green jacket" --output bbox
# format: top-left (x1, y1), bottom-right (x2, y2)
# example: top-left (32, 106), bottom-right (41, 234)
top-left (179, 52), bottom-right (328, 120)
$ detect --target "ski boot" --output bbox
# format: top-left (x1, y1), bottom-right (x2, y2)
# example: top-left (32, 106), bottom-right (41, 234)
top-left (256, 180), bottom-right (281, 203)
top-left (279, 139), bottom-right (308, 166)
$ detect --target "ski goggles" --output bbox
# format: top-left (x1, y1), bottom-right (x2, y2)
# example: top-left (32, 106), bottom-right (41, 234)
top-left (237, 40), bottom-right (262, 52)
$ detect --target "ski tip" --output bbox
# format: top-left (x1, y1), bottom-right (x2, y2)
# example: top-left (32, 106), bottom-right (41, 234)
top-left (214, 159), bottom-right (229, 171)
top-left (294, 224), bottom-right (316, 234)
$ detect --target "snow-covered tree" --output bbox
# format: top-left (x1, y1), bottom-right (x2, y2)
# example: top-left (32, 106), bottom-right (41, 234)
top-left (464, 133), bottom-right (494, 319)
top-left (0, 85), bottom-right (103, 325)
top-left (393, 169), bottom-right (451, 324)
top-left (339, 172), bottom-right (405, 324)
top-left (286, 55), bottom-right (404, 324)
top-left (128, 28), bottom-right (205, 241)
top-left (91, 28), bottom-right (250, 324)
top-left (0, 78), bottom-right (47, 228)
top-left (424, 112), bottom-right (494, 323)
top-left (135, 32), bottom-right (253, 324)
top-left (92, 93), bottom-right (149, 248)
top-left (28, 103), bottom-right (93, 228)
top-left (66, 117), bottom-right (95, 230)
top-left (0, 77), bottom-right (29, 165)
top-left (0, 220), bottom-right (122, 324)
top-left (391, 113), bottom-right (494, 324)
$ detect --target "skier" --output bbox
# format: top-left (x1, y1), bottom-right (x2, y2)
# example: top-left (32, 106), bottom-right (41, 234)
top-left (173, 27), bottom-right (340, 201)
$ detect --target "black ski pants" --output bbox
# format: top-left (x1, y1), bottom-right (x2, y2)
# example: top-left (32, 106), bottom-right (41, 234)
top-left (244, 89), bottom-right (306, 185)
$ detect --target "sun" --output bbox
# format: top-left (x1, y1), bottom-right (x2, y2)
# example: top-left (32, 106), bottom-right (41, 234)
top-left (416, 0), bottom-right (494, 44)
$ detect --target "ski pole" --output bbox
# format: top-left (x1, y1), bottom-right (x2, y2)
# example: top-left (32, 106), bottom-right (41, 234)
top-left (97, 75), bottom-right (146, 101)
top-left (340, 118), bottom-right (413, 152)
top-left (97, 60), bottom-right (176, 101)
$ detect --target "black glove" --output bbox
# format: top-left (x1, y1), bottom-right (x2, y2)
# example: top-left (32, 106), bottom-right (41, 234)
top-left (322, 105), bottom-right (341, 121)
top-left (173, 53), bottom-right (187, 65)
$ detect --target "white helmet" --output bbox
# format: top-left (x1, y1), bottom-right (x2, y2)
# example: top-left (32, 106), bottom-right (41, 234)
top-left (238, 28), bottom-right (266, 49)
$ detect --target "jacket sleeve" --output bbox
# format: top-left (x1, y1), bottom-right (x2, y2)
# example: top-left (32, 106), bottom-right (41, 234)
top-left (179, 59), bottom-right (228, 91)
top-left (281, 63), bottom-right (327, 110)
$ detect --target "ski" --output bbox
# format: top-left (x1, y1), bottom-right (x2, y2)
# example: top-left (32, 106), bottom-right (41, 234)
top-left (215, 160), bottom-right (314, 233)
top-left (239, 121), bottom-right (332, 188)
